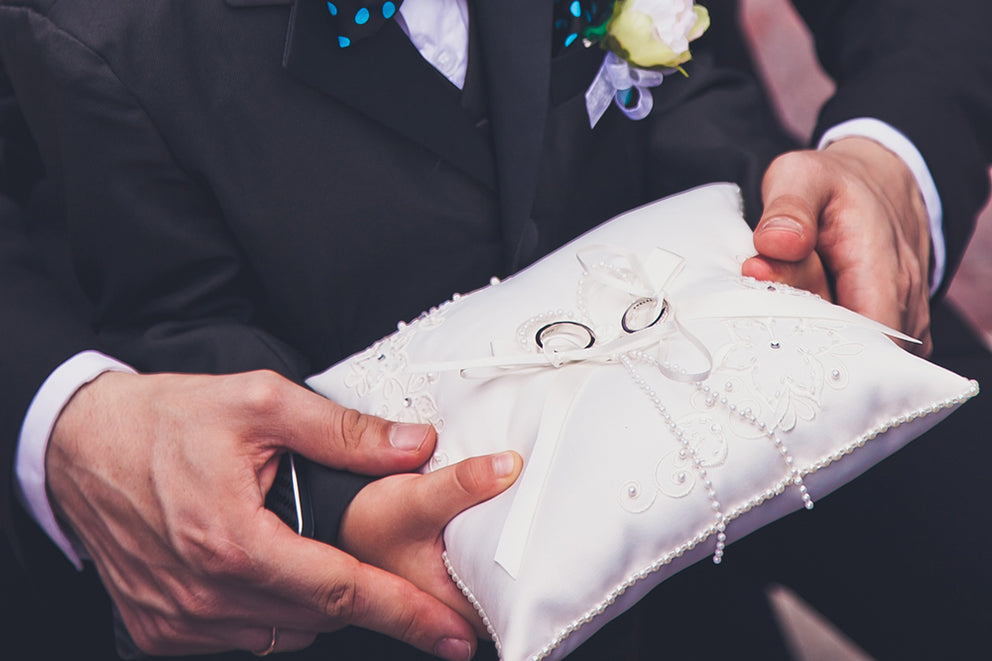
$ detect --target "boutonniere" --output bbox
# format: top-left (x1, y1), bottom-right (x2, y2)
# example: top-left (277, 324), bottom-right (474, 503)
top-left (584, 0), bottom-right (710, 128)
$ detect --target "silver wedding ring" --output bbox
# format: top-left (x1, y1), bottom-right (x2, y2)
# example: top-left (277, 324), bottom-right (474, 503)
top-left (621, 297), bottom-right (667, 334)
top-left (535, 321), bottom-right (596, 351)
top-left (253, 627), bottom-right (278, 657)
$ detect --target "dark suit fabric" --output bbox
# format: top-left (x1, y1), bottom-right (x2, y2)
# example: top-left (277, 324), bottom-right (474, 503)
top-left (1, 0), bottom-right (991, 659)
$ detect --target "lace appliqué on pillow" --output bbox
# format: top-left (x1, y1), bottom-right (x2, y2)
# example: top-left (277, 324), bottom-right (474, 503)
top-left (342, 301), bottom-right (456, 431)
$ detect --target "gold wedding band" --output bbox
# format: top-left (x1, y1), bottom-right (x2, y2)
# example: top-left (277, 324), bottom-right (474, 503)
top-left (253, 627), bottom-right (278, 657)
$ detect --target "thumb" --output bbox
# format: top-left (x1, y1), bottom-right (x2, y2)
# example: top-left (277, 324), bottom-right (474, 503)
top-left (754, 151), bottom-right (833, 262)
top-left (412, 452), bottom-right (524, 531)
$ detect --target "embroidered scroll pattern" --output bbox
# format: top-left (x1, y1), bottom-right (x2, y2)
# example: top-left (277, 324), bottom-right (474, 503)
top-left (711, 317), bottom-right (861, 433)
top-left (620, 285), bottom-right (862, 518)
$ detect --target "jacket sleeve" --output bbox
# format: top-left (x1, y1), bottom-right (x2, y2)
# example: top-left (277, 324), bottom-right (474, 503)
top-left (0, 7), bottom-right (311, 380)
top-left (792, 0), bottom-right (992, 280)
top-left (0, 6), bottom-right (365, 563)
top-left (0, 50), bottom-right (100, 563)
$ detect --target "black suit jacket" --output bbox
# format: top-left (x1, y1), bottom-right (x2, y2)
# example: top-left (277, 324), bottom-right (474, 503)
top-left (1, 0), bottom-right (991, 656)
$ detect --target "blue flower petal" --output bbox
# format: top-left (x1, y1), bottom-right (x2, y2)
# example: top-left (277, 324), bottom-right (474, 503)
top-left (338, 35), bottom-right (351, 48)
top-left (327, 2), bottom-right (338, 16)
top-left (570, 1), bottom-right (581, 18)
top-left (382, 1), bottom-right (396, 19)
top-left (355, 7), bottom-right (370, 25)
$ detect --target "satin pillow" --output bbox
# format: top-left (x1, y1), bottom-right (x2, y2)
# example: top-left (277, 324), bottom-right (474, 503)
top-left (307, 183), bottom-right (977, 661)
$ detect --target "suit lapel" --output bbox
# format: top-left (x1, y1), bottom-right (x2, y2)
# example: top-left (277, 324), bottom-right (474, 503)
top-left (229, 0), bottom-right (496, 188)
top-left (474, 0), bottom-right (553, 270)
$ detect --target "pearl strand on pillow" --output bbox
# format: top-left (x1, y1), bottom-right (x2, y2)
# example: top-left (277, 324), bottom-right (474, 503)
top-left (622, 347), bottom-right (816, 563)
top-left (619, 353), bottom-right (731, 564)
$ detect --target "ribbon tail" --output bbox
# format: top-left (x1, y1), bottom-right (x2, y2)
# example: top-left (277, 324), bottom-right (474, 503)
top-left (495, 367), bottom-right (595, 578)
top-left (585, 58), bottom-right (616, 128)
top-left (681, 289), bottom-right (921, 344)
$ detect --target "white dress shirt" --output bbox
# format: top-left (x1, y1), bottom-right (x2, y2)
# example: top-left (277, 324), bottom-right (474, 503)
top-left (16, 0), bottom-right (945, 566)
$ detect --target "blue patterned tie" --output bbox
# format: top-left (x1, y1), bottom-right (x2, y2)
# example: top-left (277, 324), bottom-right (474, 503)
top-left (325, 0), bottom-right (403, 48)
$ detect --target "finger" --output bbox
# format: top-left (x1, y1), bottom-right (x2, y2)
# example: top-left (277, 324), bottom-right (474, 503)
top-left (755, 152), bottom-right (834, 262)
top-left (741, 252), bottom-right (833, 302)
top-left (135, 624), bottom-right (318, 657)
top-left (237, 627), bottom-right (316, 656)
top-left (410, 452), bottom-right (523, 531)
top-left (830, 258), bottom-right (933, 357)
top-left (253, 514), bottom-right (478, 661)
top-left (916, 330), bottom-right (934, 358)
top-left (235, 371), bottom-right (437, 475)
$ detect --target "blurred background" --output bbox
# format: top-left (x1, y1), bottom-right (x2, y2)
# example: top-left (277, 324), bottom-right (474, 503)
top-left (741, 1), bottom-right (992, 657)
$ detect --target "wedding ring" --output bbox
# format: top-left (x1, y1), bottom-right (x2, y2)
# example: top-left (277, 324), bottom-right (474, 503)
top-left (253, 627), bottom-right (278, 657)
top-left (621, 297), bottom-right (667, 334)
top-left (535, 321), bottom-right (596, 351)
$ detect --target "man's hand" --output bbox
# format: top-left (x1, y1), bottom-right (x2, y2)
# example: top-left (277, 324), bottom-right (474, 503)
top-left (339, 452), bottom-right (523, 637)
top-left (46, 370), bottom-right (490, 660)
top-left (742, 137), bottom-right (933, 356)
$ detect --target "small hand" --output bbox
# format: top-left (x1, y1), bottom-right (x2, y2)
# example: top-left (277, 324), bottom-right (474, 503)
top-left (741, 137), bottom-right (933, 355)
top-left (338, 452), bottom-right (524, 637)
top-left (47, 370), bottom-right (480, 660)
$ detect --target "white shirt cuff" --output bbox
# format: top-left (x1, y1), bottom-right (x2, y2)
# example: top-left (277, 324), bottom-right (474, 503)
top-left (15, 350), bottom-right (137, 569)
top-left (818, 118), bottom-right (945, 294)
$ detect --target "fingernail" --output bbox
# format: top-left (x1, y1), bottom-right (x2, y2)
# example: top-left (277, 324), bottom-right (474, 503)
top-left (492, 452), bottom-right (516, 478)
top-left (434, 637), bottom-right (473, 661)
top-left (759, 216), bottom-right (804, 236)
top-left (388, 423), bottom-right (429, 451)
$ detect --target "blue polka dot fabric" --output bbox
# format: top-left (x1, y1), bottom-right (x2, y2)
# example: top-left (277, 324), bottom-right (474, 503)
top-left (325, 1), bottom-right (610, 52)
top-left (553, 0), bottom-right (609, 54)
top-left (326, 1), bottom-right (402, 47)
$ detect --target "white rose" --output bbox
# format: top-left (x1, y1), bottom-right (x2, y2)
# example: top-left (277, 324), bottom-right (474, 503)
top-left (632, 0), bottom-right (704, 54)
top-left (607, 0), bottom-right (710, 69)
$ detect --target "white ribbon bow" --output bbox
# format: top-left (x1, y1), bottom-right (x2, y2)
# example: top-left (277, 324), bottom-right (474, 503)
top-left (585, 51), bottom-right (669, 128)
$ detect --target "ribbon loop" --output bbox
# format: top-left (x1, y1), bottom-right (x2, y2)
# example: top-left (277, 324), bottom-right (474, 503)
top-left (586, 52), bottom-right (669, 128)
